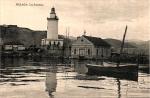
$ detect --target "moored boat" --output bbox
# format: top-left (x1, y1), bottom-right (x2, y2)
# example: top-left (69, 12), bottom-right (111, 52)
top-left (86, 26), bottom-right (139, 81)
top-left (86, 63), bottom-right (138, 81)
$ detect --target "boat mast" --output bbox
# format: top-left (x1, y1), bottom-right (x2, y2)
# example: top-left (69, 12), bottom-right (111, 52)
top-left (117, 25), bottom-right (128, 67)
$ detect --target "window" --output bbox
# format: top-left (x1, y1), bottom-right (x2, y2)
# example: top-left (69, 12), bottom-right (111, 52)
top-left (49, 42), bottom-right (51, 46)
top-left (101, 48), bottom-right (104, 57)
top-left (96, 49), bottom-right (98, 56)
top-left (88, 49), bottom-right (90, 55)
top-left (74, 49), bottom-right (76, 54)
top-left (54, 41), bottom-right (56, 46)
top-left (57, 42), bottom-right (60, 47)
top-left (47, 45), bottom-right (50, 50)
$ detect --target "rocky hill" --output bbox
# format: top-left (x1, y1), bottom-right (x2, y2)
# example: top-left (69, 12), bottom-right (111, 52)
top-left (0, 25), bottom-right (72, 47)
top-left (0, 25), bottom-right (47, 47)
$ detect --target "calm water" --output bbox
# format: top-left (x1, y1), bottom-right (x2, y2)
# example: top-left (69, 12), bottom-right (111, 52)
top-left (0, 58), bottom-right (149, 98)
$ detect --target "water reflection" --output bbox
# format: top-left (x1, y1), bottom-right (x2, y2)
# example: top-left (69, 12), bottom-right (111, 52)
top-left (73, 60), bottom-right (88, 74)
top-left (0, 58), bottom-right (149, 98)
top-left (1, 57), bottom-right (27, 68)
top-left (117, 78), bottom-right (121, 98)
top-left (45, 66), bottom-right (57, 98)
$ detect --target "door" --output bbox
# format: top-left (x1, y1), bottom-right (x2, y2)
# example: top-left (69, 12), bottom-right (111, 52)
top-left (79, 49), bottom-right (85, 56)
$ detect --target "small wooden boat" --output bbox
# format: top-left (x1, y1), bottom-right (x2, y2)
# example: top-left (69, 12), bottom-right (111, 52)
top-left (86, 63), bottom-right (138, 81)
top-left (86, 26), bottom-right (139, 81)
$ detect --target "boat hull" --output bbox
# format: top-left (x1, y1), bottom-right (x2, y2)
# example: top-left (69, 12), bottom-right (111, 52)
top-left (86, 64), bottom-right (138, 81)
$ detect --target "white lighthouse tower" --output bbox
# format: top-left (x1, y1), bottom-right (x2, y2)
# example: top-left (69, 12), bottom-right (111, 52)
top-left (41, 7), bottom-right (63, 49)
top-left (47, 7), bottom-right (58, 40)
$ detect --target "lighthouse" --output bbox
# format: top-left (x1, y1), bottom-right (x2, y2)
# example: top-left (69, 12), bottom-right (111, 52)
top-left (41, 7), bottom-right (63, 50)
top-left (47, 7), bottom-right (58, 40)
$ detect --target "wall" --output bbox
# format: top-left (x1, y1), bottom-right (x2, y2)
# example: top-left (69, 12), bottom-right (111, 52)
top-left (47, 20), bottom-right (58, 40)
top-left (92, 47), bottom-right (111, 59)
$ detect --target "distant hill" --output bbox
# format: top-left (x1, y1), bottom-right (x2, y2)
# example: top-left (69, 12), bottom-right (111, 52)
top-left (126, 39), bottom-right (144, 43)
top-left (139, 40), bottom-right (149, 49)
top-left (104, 38), bottom-right (149, 55)
top-left (0, 25), bottom-right (74, 47)
top-left (1, 25), bottom-right (148, 50)
top-left (104, 38), bottom-right (136, 48)
top-left (0, 25), bottom-right (47, 47)
top-left (126, 40), bottom-right (149, 49)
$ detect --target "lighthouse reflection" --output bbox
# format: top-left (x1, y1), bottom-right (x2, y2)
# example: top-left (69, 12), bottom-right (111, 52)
top-left (45, 67), bottom-right (57, 98)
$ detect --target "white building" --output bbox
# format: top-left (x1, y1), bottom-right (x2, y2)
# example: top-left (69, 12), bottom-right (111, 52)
top-left (71, 35), bottom-right (111, 59)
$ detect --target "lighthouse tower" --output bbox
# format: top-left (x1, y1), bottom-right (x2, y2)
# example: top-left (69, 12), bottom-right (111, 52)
top-left (47, 7), bottom-right (58, 40)
top-left (41, 7), bottom-right (63, 49)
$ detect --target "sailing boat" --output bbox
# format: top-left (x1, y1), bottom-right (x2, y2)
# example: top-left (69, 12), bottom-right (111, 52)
top-left (86, 25), bottom-right (139, 81)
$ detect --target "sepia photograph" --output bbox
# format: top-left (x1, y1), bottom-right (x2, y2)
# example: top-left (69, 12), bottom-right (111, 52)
top-left (0, 0), bottom-right (149, 98)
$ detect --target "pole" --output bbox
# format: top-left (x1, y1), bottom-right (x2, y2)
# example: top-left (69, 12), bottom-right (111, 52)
top-left (117, 25), bottom-right (128, 67)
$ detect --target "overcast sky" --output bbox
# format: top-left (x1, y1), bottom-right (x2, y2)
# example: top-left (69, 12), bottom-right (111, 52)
top-left (0, 0), bottom-right (149, 41)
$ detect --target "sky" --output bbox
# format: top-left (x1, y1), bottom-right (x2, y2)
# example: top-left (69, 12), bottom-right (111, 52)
top-left (0, 0), bottom-right (149, 41)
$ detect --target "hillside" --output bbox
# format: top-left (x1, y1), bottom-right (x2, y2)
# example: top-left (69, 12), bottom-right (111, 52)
top-left (127, 40), bottom-right (150, 49)
top-left (0, 25), bottom-right (75, 48)
top-left (0, 25), bottom-right (47, 47)
top-left (1, 25), bottom-right (148, 51)
top-left (104, 38), bottom-right (136, 48)
top-left (104, 38), bottom-right (149, 55)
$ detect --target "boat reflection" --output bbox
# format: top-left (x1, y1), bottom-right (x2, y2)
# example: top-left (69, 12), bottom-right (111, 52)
top-left (45, 66), bottom-right (57, 98)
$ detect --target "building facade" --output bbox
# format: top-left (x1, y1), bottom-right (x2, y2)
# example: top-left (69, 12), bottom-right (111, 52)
top-left (71, 35), bottom-right (111, 59)
top-left (3, 42), bottom-right (25, 51)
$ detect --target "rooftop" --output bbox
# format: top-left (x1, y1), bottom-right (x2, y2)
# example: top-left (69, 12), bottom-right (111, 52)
top-left (83, 35), bottom-right (111, 47)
